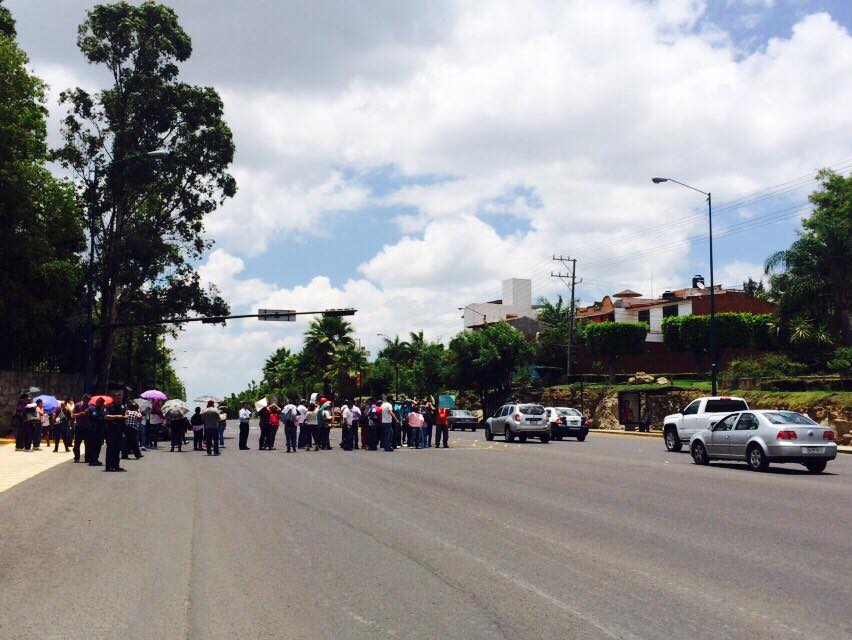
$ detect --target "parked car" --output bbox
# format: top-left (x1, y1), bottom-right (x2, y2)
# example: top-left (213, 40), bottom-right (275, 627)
top-left (448, 409), bottom-right (478, 431)
top-left (484, 403), bottom-right (550, 443)
top-left (545, 407), bottom-right (589, 441)
top-left (689, 410), bottom-right (837, 473)
top-left (662, 396), bottom-right (750, 452)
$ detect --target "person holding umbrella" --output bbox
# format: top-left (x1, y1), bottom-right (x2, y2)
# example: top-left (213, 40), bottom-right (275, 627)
top-left (53, 398), bottom-right (74, 453)
top-left (121, 401), bottom-right (144, 461)
top-left (13, 393), bottom-right (29, 451)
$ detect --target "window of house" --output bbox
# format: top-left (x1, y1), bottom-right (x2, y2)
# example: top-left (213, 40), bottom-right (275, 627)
top-left (662, 305), bottom-right (679, 318)
top-left (638, 310), bottom-right (650, 324)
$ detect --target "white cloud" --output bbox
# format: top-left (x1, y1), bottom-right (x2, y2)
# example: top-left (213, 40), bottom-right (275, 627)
top-left (12, 1), bottom-right (852, 398)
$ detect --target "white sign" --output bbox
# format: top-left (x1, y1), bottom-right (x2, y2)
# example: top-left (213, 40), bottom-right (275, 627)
top-left (258, 308), bottom-right (296, 322)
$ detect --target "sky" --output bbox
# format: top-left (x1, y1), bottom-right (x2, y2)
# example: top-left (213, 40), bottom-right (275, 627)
top-left (7, 0), bottom-right (852, 400)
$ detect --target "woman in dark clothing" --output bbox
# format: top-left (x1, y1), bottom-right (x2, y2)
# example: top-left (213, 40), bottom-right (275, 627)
top-left (169, 415), bottom-right (189, 452)
top-left (190, 407), bottom-right (204, 450)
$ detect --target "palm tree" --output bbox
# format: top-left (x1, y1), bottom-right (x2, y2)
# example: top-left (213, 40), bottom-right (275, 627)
top-left (380, 335), bottom-right (411, 397)
top-left (408, 330), bottom-right (426, 351)
top-left (303, 316), bottom-right (355, 395)
top-left (326, 344), bottom-right (368, 398)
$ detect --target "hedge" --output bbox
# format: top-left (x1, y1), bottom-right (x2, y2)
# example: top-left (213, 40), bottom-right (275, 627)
top-left (662, 313), bottom-right (774, 352)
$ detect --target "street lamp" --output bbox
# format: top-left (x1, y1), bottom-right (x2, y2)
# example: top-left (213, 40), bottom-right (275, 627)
top-left (651, 177), bottom-right (718, 395)
top-left (84, 149), bottom-right (171, 394)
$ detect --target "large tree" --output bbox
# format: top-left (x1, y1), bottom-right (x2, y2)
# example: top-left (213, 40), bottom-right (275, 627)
top-left (54, 1), bottom-right (235, 389)
top-left (447, 322), bottom-right (534, 417)
top-left (0, 1), bottom-right (85, 371)
top-left (303, 315), bottom-right (355, 395)
top-left (765, 169), bottom-right (852, 346)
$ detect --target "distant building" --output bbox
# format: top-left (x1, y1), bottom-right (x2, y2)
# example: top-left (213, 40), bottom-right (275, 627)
top-left (462, 278), bottom-right (545, 338)
top-left (575, 275), bottom-right (776, 342)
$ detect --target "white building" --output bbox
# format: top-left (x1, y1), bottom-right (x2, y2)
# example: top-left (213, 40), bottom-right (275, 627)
top-left (462, 278), bottom-right (536, 329)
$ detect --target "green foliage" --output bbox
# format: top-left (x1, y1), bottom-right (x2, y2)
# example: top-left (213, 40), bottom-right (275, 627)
top-left (410, 342), bottom-right (446, 399)
top-left (765, 169), bottom-right (852, 346)
top-left (662, 313), bottom-right (774, 352)
top-left (826, 347), bottom-right (852, 376)
top-left (53, 1), bottom-right (236, 387)
top-left (582, 322), bottom-right (647, 369)
top-left (0, 7), bottom-right (86, 371)
top-left (447, 322), bottom-right (535, 414)
top-left (722, 354), bottom-right (809, 388)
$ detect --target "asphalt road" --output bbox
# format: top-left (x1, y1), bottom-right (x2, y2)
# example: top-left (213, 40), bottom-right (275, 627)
top-left (1, 424), bottom-right (850, 640)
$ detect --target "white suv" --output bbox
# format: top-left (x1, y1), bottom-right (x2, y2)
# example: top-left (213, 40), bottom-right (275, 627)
top-left (484, 403), bottom-right (550, 443)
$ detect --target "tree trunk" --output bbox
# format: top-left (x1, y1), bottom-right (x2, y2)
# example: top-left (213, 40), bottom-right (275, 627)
top-left (95, 279), bottom-right (118, 392)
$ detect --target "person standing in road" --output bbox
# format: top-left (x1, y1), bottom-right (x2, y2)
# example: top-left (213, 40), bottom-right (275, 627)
top-left (266, 402), bottom-right (280, 450)
top-left (318, 399), bottom-right (332, 450)
top-left (72, 395), bottom-right (91, 462)
top-left (340, 401), bottom-right (354, 451)
top-left (304, 403), bottom-right (319, 451)
top-left (87, 398), bottom-right (106, 466)
top-left (218, 407), bottom-right (227, 448)
top-left (191, 407), bottom-right (204, 451)
top-left (168, 413), bottom-right (186, 453)
top-left (435, 406), bottom-right (450, 448)
top-left (121, 401), bottom-right (143, 461)
top-left (258, 401), bottom-right (271, 451)
top-left (148, 399), bottom-right (163, 449)
top-left (53, 399), bottom-right (74, 453)
top-left (32, 399), bottom-right (46, 450)
top-left (422, 399), bottom-right (435, 448)
top-left (351, 402), bottom-right (362, 450)
top-left (104, 395), bottom-right (127, 472)
top-left (381, 396), bottom-right (398, 452)
top-left (296, 400), bottom-right (308, 449)
top-left (281, 399), bottom-right (297, 453)
top-left (13, 393), bottom-right (29, 451)
top-left (238, 404), bottom-right (252, 450)
top-left (201, 401), bottom-right (221, 456)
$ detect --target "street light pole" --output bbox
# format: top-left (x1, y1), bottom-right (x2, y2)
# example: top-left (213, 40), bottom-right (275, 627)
top-left (652, 177), bottom-right (718, 395)
top-left (458, 305), bottom-right (487, 327)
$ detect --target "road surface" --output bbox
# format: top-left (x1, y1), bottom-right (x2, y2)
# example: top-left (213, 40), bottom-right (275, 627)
top-left (1, 425), bottom-right (850, 640)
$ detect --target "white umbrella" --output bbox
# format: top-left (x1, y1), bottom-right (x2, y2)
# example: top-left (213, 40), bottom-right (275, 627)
top-left (162, 399), bottom-right (189, 418)
top-left (254, 398), bottom-right (268, 412)
top-left (134, 398), bottom-right (152, 412)
top-left (194, 395), bottom-right (222, 403)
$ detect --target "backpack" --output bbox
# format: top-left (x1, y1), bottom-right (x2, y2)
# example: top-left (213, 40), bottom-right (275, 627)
top-left (269, 411), bottom-right (280, 427)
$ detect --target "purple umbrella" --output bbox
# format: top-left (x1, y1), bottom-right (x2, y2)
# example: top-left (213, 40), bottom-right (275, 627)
top-left (140, 389), bottom-right (167, 401)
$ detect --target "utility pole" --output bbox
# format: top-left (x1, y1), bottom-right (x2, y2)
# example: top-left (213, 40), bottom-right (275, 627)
top-left (551, 256), bottom-right (581, 377)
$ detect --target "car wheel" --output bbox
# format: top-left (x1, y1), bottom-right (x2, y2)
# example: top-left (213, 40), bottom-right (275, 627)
top-left (518, 434), bottom-right (527, 443)
top-left (505, 427), bottom-right (515, 442)
top-left (485, 425), bottom-right (494, 441)
top-left (690, 441), bottom-right (709, 465)
top-left (804, 460), bottom-right (827, 474)
top-left (541, 434), bottom-right (550, 444)
top-left (554, 435), bottom-right (563, 441)
top-left (747, 444), bottom-right (769, 472)
top-left (664, 428), bottom-right (682, 452)
top-left (576, 434), bottom-right (586, 442)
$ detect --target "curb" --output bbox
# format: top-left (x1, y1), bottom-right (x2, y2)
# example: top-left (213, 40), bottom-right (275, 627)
top-left (588, 429), bottom-right (662, 439)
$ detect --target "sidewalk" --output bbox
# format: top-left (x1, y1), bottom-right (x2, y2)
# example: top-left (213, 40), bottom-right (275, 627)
top-left (0, 442), bottom-right (75, 494)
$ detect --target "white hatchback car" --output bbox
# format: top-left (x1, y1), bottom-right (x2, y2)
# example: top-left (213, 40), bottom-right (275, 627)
top-left (689, 410), bottom-right (837, 473)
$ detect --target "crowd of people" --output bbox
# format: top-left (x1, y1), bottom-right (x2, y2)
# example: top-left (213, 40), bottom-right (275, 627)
top-left (9, 391), bottom-right (456, 470)
top-left (246, 395), bottom-right (452, 453)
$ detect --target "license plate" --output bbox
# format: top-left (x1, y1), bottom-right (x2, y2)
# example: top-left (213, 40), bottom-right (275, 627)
top-left (802, 447), bottom-right (824, 454)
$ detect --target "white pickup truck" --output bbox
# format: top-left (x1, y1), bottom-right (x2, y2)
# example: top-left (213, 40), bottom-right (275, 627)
top-left (663, 396), bottom-right (750, 452)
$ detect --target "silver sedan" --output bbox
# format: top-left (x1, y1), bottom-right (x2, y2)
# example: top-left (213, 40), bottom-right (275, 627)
top-left (689, 410), bottom-right (837, 473)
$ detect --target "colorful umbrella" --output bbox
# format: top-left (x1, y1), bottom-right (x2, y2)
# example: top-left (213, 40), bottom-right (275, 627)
top-left (88, 395), bottom-right (114, 406)
top-left (162, 399), bottom-right (189, 418)
top-left (34, 395), bottom-right (59, 413)
top-left (140, 389), bottom-right (168, 401)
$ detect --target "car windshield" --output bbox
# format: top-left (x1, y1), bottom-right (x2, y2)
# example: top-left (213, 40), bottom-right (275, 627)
top-left (763, 411), bottom-right (817, 426)
top-left (519, 404), bottom-right (545, 415)
top-left (705, 399), bottom-right (748, 413)
top-left (452, 410), bottom-right (473, 417)
top-left (557, 408), bottom-right (581, 416)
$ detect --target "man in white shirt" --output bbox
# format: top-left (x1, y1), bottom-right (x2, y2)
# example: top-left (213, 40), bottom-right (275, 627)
top-left (281, 400), bottom-right (298, 452)
top-left (296, 401), bottom-right (309, 449)
top-left (380, 396), bottom-right (398, 452)
top-left (340, 401), bottom-right (354, 451)
top-left (238, 405), bottom-right (251, 450)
